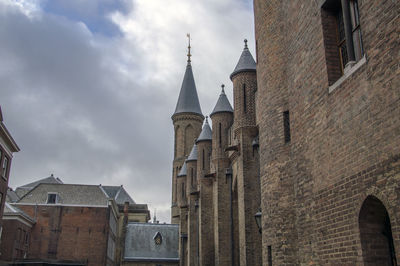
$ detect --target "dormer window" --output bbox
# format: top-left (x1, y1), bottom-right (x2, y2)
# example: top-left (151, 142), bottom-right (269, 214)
top-left (47, 193), bottom-right (59, 204)
top-left (153, 232), bottom-right (162, 245)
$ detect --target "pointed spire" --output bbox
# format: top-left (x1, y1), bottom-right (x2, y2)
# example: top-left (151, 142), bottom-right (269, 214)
top-left (178, 161), bottom-right (187, 177)
top-left (210, 84), bottom-right (234, 116)
top-left (187, 33), bottom-right (191, 64)
top-left (230, 39), bottom-right (256, 80)
top-left (187, 143), bottom-right (198, 161)
top-left (196, 116), bottom-right (212, 143)
top-left (172, 36), bottom-right (203, 118)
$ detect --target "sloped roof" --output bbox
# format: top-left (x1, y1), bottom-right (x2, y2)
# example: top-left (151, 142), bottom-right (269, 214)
top-left (177, 162), bottom-right (187, 177)
top-left (15, 175), bottom-right (63, 198)
top-left (230, 39), bottom-right (256, 80)
top-left (196, 117), bottom-right (212, 143)
top-left (6, 188), bottom-right (20, 202)
top-left (210, 86), bottom-right (233, 116)
top-left (17, 183), bottom-right (110, 206)
top-left (186, 143), bottom-right (198, 161)
top-left (4, 202), bottom-right (36, 224)
top-left (173, 63), bottom-right (203, 117)
top-left (124, 223), bottom-right (179, 262)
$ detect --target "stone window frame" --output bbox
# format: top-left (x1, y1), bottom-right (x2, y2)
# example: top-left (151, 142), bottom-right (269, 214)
top-left (320, 0), bottom-right (367, 93)
top-left (1, 155), bottom-right (9, 180)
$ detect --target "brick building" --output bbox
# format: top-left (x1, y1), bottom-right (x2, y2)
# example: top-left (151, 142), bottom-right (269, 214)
top-left (1, 177), bottom-right (150, 265)
top-left (254, 0), bottom-right (399, 265)
top-left (0, 106), bottom-right (20, 245)
top-left (170, 39), bottom-right (261, 266)
top-left (171, 0), bottom-right (399, 265)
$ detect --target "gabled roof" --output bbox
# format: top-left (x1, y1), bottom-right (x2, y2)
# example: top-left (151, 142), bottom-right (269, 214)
top-left (177, 161), bottom-right (187, 177)
top-left (230, 39), bottom-right (256, 80)
top-left (196, 117), bottom-right (212, 143)
top-left (172, 62), bottom-right (203, 118)
top-left (124, 223), bottom-right (179, 262)
top-left (210, 85), bottom-right (234, 116)
top-left (186, 143), bottom-right (198, 161)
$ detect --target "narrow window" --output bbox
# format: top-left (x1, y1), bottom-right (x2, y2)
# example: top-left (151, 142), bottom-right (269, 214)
top-left (181, 182), bottom-right (185, 198)
top-left (191, 168), bottom-right (194, 187)
top-left (47, 193), bottom-right (58, 204)
top-left (243, 84), bottom-right (247, 113)
top-left (219, 123), bottom-right (222, 147)
top-left (2, 157), bottom-right (8, 179)
top-left (202, 149), bottom-right (205, 170)
top-left (283, 111), bottom-right (291, 143)
top-left (268, 246), bottom-right (272, 266)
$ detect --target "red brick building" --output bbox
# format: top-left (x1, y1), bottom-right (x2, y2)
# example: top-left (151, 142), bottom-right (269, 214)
top-left (0, 106), bottom-right (20, 245)
top-left (1, 179), bottom-right (150, 266)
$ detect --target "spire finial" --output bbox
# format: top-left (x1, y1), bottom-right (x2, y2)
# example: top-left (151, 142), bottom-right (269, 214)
top-left (187, 33), bottom-right (191, 64)
top-left (244, 39), bottom-right (248, 49)
top-left (221, 84), bottom-right (225, 94)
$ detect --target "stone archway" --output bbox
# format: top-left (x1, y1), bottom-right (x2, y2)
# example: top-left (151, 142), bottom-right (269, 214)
top-left (359, 195), bottom-right (397, 266)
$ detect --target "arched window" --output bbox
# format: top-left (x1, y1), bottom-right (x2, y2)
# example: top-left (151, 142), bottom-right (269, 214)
top-left (359, 196), bottom-right (397, 265)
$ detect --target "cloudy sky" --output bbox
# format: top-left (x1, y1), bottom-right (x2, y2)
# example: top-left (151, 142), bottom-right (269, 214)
top-left (0, 0), bottom-right (255, 222)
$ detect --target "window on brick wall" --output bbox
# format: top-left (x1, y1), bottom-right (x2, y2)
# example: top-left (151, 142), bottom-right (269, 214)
top-left (283, 111), bottom-right (291, 143)
top-left (321, 0), bottom-right (364, 84)
top-left (243, 84), bottom-right (247, 113)
top-left (2, 156), bottom-right (8, 180)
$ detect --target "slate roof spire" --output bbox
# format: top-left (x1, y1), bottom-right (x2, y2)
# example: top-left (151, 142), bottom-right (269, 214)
top-left (210, 84), bottom-right (234, 116)
top-left (196, 116), bottom-right (212, 143)
top-left (187, 143), bottom-right (198, 161)
top-left (230, 39), bottom-right (257, 80)
top-left (173, 36), bottom-right (203, 118)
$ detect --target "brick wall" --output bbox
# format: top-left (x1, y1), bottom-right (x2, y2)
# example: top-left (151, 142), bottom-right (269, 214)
top-left (0, 219), bottom-right (32, 261)
top-left (254, 0), bottom-right (400, 265)
top-left (17, 205), bottom-right (111, 266)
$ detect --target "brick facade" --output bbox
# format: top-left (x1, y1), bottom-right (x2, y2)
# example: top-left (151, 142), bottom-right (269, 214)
top-left (254, 0), bottom-right (400, 265)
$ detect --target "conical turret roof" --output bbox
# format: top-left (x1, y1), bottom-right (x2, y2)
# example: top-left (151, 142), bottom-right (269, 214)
top-left (186, 143), bottom-right (198, 161)
top-left (173, 62), bottom-right (203, 117)
top-left (210, 85), bottom-right (233, 116)
top-left (230, 39), bottom-right (256, 80)
top-left (196, 117), bottom-right (212, 143)
top-left (178, 161), bottom-right (187, 177)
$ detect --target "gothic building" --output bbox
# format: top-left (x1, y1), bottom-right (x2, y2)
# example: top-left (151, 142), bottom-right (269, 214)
top-left (171, 40), bottom-right (261, 266)
top-left (172, 0), bottom-right (399, 265)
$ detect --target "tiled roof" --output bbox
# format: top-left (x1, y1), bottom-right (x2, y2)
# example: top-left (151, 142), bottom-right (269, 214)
top-left (17, 183), bottom-right (110, 206)
top-left (15, 175), bottom-right (63, 198)
top-left (124, 223), bottom-right (179, 262)
top-left (6, 188), bottom-right (20, 202)
top-left (4, 202), bottom-right (36, 224)
top-left (230, 39), bottom-right (256, 80)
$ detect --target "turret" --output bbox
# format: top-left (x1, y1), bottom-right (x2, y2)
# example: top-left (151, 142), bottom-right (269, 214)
top-left (230, 39), bottom-right (257, 132)
top-left (210, 85), bottom-right (234, 161)
top-left (196, 117), bottom-right (212, 178)
top-left (186, 143), bottom-right (198, 194)
top-left (171, 38), bottom-right (204, 224)
top-left (177, 161), bottom-right (187, 207)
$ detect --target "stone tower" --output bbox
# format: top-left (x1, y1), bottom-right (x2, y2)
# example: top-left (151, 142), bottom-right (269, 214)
top-left (210, 85), bottom-right (234, 266)
top-left (171, 43), bottom-right (204, 225)
top-left (230, 39), bottom-right (261, 266)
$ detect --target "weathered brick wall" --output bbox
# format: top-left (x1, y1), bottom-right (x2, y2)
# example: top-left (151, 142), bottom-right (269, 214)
top-left (210, 111), bottom-right (233, 266)
top-left (254, 0), bottom-right (400, 265)
top-left (0, 219), bottom-right (32, 261)
top-left (17, 205), bottom-right (110, 266)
